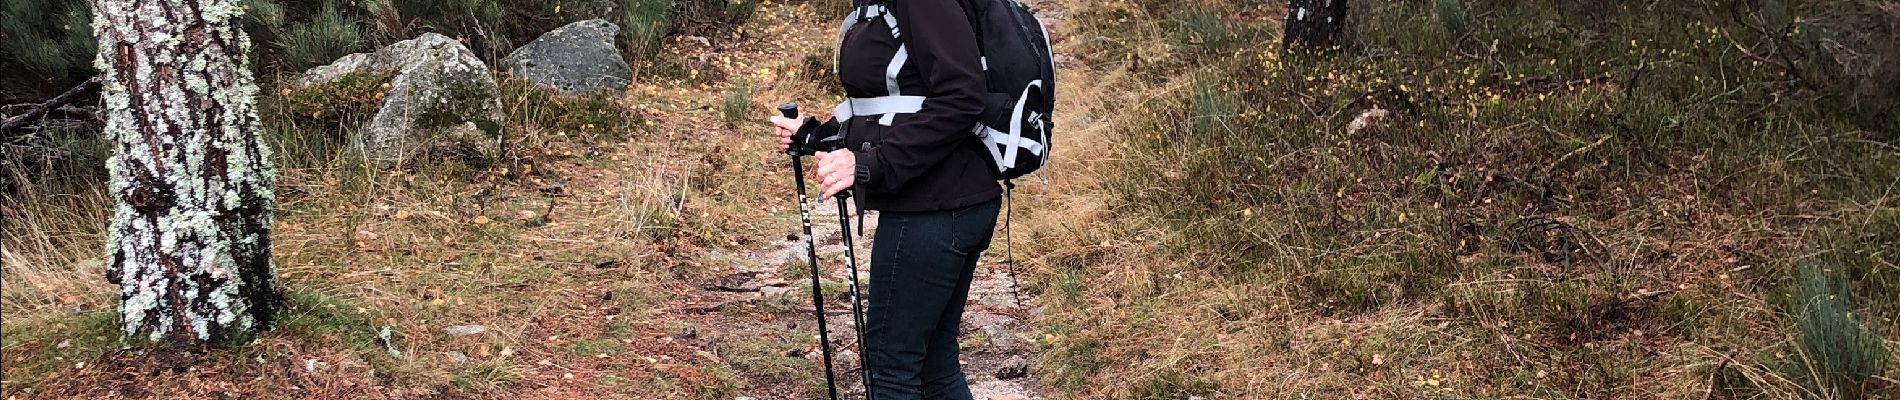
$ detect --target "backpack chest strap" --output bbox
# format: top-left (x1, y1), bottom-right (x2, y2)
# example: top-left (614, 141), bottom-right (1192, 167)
top-left (834, 95), bottom-right (925, 126)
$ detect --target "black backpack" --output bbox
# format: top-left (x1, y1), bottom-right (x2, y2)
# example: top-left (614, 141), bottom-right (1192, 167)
top-left (837, 0), bottom-right (1056, 181)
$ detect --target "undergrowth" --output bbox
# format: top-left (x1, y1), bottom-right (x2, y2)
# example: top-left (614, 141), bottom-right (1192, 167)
top-left (1027, 0), bottom-right (1898, 398)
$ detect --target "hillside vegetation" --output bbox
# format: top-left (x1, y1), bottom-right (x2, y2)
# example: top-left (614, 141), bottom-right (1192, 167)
top-left (1020, 0), bottom-right (1897, 398)
top-left (2, 0), bottom-right (1895, 399)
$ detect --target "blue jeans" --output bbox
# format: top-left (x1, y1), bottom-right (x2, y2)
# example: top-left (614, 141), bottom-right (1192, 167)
top-left (864, 196), bottom-right (1001, 400)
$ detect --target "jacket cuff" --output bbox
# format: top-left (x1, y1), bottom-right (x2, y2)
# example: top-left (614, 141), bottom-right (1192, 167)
top-left (855, 149), bottom-right (878, 192)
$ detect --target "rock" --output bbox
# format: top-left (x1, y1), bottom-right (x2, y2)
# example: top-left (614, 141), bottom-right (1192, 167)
top-left (445, 351), bottom-right (470, 364)
top-left (983, 324), bottom-right (1017, 348)
top-left (736, 397), bottom-right (759, 400)
top-left (995, 355), bottom-right (1029, 379)
top-left (293, 33), bottom-right (504, 164)
top-left (443, 324), bottom-right (488, 336)
top-left (1346, 107), bottom-right (1390, 135)
top-left (503, 20), bottom-right (632, 95)
top-left (365, 34), bottom-right (504, 163)
top-left (760, 286), bottom-right (795, 297)
top-left (294, 53), bottom-right (383, 88)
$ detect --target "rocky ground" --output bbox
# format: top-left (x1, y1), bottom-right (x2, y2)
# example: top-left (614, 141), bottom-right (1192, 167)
top-left (671, 194), bottom-right (1041, 399)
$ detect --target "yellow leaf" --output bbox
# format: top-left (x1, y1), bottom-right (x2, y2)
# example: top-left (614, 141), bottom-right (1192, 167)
top-left (394, 210), bottom-right (412, 220)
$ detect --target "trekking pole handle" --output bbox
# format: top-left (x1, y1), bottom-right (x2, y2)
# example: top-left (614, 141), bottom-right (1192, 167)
top-left (778, 102), bottom-right (799, 119)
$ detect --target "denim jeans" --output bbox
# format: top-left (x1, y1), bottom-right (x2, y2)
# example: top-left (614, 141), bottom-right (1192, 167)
top-left (864, 196), bottom-right (1001, 400)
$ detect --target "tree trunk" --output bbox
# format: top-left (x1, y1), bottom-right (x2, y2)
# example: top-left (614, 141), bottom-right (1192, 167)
top-left (1284, 0), bottom-right (1349, 52)
top-left (94, 0), bottom-right (283, 347)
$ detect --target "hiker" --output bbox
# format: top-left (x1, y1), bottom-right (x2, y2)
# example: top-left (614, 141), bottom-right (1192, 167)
top-left (768, 0), bottom-right (1001, 398)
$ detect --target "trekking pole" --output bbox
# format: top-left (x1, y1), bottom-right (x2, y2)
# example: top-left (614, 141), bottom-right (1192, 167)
top-left (781, 102), bottom-right (842, 400)
top-left (834, 190), bottom-right (874, 400)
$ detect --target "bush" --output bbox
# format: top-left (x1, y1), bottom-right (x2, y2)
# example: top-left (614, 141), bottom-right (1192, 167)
top-left (722, 80), bottom-right (753, 129)
top-left (624, 0), bottom-right (676, 55)
top-left (1167, 3), bottom-right (1247, 56)
top-left (1792, 264), bottom-right (1890, 399)
top-left (0, 0), bottom-right (94, 99)
top-left (725, 0), bottom-right (761, 29)
top-left (275, 2), bottom-right (367, 71)
top-left (1434, 0), bottom-right (1473, 42)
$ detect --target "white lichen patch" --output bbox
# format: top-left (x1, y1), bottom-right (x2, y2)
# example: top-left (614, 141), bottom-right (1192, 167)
top-left (97, 0), bottom-right (280, 344)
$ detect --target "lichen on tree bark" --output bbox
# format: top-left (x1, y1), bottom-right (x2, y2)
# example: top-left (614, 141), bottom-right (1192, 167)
top-left (92, 0), bottom-right (283, 346)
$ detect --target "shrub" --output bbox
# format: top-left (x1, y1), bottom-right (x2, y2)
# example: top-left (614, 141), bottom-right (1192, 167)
top-left (1167, 3), bottom-right (1246, 56)
top-left (0, 0), bottom-right (94, 99)
top-left (722, 80), bottom-right (753, 128)
top-left (624, 0), bottom-right (676, 56)
top-left (276, 2), bottom-right (367, 71)
top-left (1792, 264), bottom-right (1890, 399)
top-left (1434, 0), bottom-right (1473, 42)
top-left (725, 0), bottom-right (761, 29)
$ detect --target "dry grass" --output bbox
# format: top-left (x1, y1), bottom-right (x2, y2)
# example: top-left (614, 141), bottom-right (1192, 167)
top-left (1017, 0), bottom-right (1899, 399)
top-left (0, 2), bottom-right (860, 397)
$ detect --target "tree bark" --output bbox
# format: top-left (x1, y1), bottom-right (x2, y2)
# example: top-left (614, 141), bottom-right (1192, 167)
top-left (93, 0), bottom-right (283, 347)
top-left (1283, 0), bottom-right (1349, 52)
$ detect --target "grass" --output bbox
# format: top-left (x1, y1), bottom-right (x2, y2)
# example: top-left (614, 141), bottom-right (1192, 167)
top-left (1021, 0), bottom-right (1899, 398)
top-left (724, 80), bottom-right (754, 128)
top-left (2, 2), bottom-right (858, 397)
top-left (1793, 264), bottom-right (1890, 399)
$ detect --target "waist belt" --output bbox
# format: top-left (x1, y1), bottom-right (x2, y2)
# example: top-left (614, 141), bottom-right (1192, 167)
top-left (834, 95), bottom-right (925, 126)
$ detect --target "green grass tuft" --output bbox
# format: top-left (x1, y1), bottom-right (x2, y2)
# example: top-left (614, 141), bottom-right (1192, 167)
top-left (1792, 264), bottom-right (1890, 399)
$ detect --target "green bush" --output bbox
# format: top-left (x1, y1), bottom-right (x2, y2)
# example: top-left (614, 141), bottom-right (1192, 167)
top-left (624, 0), bottom-right (677, 55)
top-left (1434, 0), bottom-right (1474, 41)
top-left (1792, 264), bottom-right (1890, 399)
top-left (722, 80), bottom-right (753, 128)
top-left (276, 2), bottom-right (367, 71)
top-left (1167, 3), bottom-right (1247, 56)
top-left (725, 0), bottom-right (761, 29)
top-left (0, 0), bottom-right (93, 99)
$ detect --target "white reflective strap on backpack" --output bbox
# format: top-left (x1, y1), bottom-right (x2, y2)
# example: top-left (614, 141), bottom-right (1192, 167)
top-left (834, 4), bottom-right (917, 126)
top-left (833, 95), bottom-right (925, 126)
top-left (978, 80), bottom-right (1048, 172)
top-left (886, 45), bottom-right (909, 96)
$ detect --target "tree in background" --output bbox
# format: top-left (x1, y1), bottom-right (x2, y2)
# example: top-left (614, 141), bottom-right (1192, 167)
top-left (93, 0), bottom-right (283, 347)
top-left (1283, 0), bottom-right (1347, 51)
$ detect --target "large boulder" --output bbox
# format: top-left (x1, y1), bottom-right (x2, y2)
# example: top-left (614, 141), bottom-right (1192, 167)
top-left (295, 33), bottom-right (504, 164)
top-left (502, 20), bottom-right (631, 95)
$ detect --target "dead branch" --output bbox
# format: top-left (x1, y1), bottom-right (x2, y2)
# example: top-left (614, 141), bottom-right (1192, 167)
top-left (0, 77), bottom-right (102, 137)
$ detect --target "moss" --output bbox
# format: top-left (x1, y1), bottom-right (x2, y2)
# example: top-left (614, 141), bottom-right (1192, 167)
top-left (281, 71), bottom-right (388, 124)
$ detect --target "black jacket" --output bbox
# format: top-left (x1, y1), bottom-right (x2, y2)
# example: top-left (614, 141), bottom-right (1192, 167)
top-left (830, 0), bottom-right (1001, 212)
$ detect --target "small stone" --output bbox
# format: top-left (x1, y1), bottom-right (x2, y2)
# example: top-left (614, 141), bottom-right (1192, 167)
top-left (446, 351), bottom-right (470, 364)
top-left (443, 324), bottom-right (487, 336)
top-left (736, 397), bottom-right (759, 400)
top-left (995, 355), bottom-right (1029, 379)
top-left (983, 324), bottom-right (1016, 347)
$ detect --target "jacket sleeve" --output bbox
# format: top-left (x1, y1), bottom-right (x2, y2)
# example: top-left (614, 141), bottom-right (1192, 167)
top-left (854, 0), bottom-right (987, 194)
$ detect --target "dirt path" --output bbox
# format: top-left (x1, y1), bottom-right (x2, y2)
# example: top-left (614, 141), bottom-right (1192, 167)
top-left (665, 198), bottom-right (1041, 400)
top-left (641, 1), bottom-right (1068, 399)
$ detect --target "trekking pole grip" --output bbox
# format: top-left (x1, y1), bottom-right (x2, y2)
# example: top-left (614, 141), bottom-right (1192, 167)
top-left (778, 102), bottom-right (799, 119)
